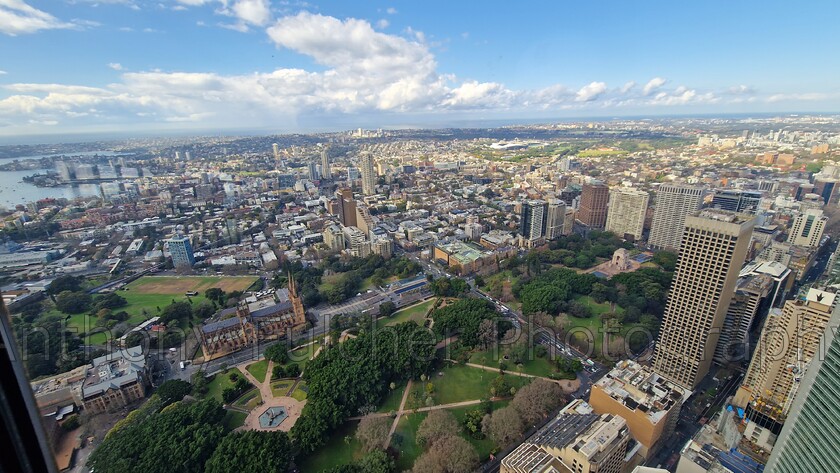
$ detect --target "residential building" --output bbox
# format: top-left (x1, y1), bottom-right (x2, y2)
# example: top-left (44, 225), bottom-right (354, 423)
top-left (167, 235), bottom-right (194, 268)
top-left (520, 199), bottom-right (547, 241)
top-left (653, 210), bottom-right (755, 389)
top-left (605, 187), bottom-right (649, 242)
top-left (81, 346), bottom-right (149, 413)
top-left (321, 146), bottom-right (331, 179)
top-left (545, 199), bottom-right (567, 240)
top-left (502, 400), bottom-right (631, 473)
top-left (360, 152), bottom-right (376, 195)
top-left (732, 288), bottom-right (838, 451)
top-left (323, 224), bottom-right (345, 251)
top-left (786, 208), bottom-right (826, 248)
top-left (764, 299), bottom-right (840, 473)
top-left (343, 226), bottom-right (370, 258)
top-left (577, 182), bottom-right (610, 229)
top-left (714, 273), bottom-right (775, 364)
top-left (648, 184), bottom-right (705, 251)
top-left (307, 160), bottom-right (320, 180)
top-left (589, 360), bottom-right (691, 459)
top-left (336, 187), bottom-right (357, 227)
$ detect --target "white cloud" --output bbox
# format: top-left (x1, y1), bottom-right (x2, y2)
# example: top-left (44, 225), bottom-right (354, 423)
top-left (229, 0), bottom-right (271, 26)
top-left (766, 92), bottom-right (830, 103)
top-left (0, 70), bottom-right (7, 75)
top-left (727, 84), bottom-right (755, 95)
top-left (386, 7), bottom-right (397, 14)
top-left (108, 62), bottom-right (123, 71)
top-left (376, 18), bottom-right (389, 29)
top-left (0, 0), bottom-right (76, 35)
top-left (575, 82), bottom-right (607, 102)
top-left (619, 81), bottom-right (635, 94)
top-left (174, 0), bottom-right (210, 5)
top-left (642, 77), bottom-right (667, 96)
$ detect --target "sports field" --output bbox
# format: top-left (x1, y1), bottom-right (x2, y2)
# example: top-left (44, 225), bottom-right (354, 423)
top-left (126, 276), bottom-right (258, 294)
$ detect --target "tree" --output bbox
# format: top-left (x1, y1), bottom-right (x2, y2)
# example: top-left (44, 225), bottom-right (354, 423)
top-left (160, 301), bottom-right (192, 324)
top-left (462, 409), bottom-right (485, 438)
top-left (265, 343), bottom-right (290, 364)
top-left (416, 410), bottom-right (459, 448)
top-left (155, 379), bottom-right (191, 407)
top-left (476, 319), bottom-right (497, 350)
top-left (205, 431), bottom-right (294, 473)
top-left (192, 301), bottom-right (216, 321)
top-left (55, 291), bottom-right (91, 314)
top-left (411, 435), bottom-right (478, 473)
top-left (48, 275), bottom-right (82, 295)
top-left (92, 292), bottom-right (128, 312)
top-left (511, 379), bottom-right (564, 425)
top-left (379, 301), bottom-right (397, 318)
top-left (355, 415), bottom-right (392, 453)
top-left (482, 406), bottom-right (525, 448)
top-left (205, 287), bottom-right (225, 303)
top-left (88, 398), bottom-right (226, 473)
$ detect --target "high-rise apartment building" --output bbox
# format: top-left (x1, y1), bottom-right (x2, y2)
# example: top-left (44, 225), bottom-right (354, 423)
top-left (713, 273), bottom-right (775, 364)
top-left (167, 236), bottom-right (195, 268)
top-left (577, 182), bottom-right (610, 229)
top-left (520, 200), bottom-right (547, 241)
top-left (272, 143), bottom-right (280, 160)
top-left (648, 184), bottom-right (704, 251)
top-left (336, 188), bottom-right (357, 227)
top-left (544, 199), bottom-right (566, 240)
top-left (653, 210), bottom-right (755, 389)
top-left (360, 152), bottom-right (376, 195)
top-left (786, 208), bottom-right (826, 248)
top-left (307, 161), bottom-right (320, 181)
top-left (711, 189), bottom-right (763, 214)
top-left (732, 288), bottom-right (837, 451)
top-left (764, 301), bottom-right (840, 473)
top-left (320, 146), bottom-right (331, 179)
top-left (605, 187), bottom-right (649, 241)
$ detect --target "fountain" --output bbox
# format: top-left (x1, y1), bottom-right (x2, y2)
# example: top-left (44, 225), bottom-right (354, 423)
top-left (258, 406), bottom-right (289, 428)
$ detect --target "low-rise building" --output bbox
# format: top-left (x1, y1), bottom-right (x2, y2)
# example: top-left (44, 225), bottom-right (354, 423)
top-left (80, 346), bottom-right (149, 413)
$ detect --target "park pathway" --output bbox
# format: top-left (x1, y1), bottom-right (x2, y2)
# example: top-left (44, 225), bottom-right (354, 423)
top-left (239, 359), bottom-right (276, 402)
top-left (351, 396), bottom-right (511, 421)
top-left (384, 380), bottom-right (413, 448)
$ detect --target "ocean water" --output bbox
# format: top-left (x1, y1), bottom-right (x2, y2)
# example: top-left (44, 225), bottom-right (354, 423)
top-left (0, 169), bottom-right (100, 208)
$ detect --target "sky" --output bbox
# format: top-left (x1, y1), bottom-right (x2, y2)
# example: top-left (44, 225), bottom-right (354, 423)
top-left (1, 0), bottom-right (839, 138)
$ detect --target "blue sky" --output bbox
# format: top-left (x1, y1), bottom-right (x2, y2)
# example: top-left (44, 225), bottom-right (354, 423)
top-left (1, 0), bottom-right (839, 137)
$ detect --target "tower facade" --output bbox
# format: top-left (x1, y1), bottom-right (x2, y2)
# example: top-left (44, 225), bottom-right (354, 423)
top-left (577, 182), bottom-right (609, 229)
top-left (167, 236), bottom-right (195, 268)
top-left (648, 184), bottom-right (704, 251)
top-left (321, 146), bottom-right (331, 179)
top-left (360, 152), bottom-right (376, 195)
top-left (653, 210), bottom-right (755, 388)
top-left (786, 208), bottom-right (826, 248)
top-left (605, 187), bottom-right (649, 241)
top-left (520, 200), bottom-right (547, 241)
top-left (545, 199), bottom-right (567, 240)
top-left (765, 301), bottom-right (840, 473)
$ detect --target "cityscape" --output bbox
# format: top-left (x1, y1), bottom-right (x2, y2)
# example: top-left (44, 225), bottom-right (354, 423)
top-left (2, 2), bottom-right (840, 473)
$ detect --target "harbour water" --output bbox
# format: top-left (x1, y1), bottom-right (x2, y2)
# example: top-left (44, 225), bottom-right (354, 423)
top-left (0, 169), bottom-right (100, 208)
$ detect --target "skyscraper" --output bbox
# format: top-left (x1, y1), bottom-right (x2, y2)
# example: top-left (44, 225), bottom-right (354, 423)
top-left (648, 184), bottom-right (704, 251)
top-left (786, 208), bottom-right (827, 248)
top-left (307, 161), bottom-right (320, 181)
top-left (360, 152), bottom-right (376, 195)
top-left (336, 187), bottom-right (357, 227)
top-left (545, 199), bottom-right (567, 240)
top-left (653, 209), bottom-right (755, 389)
top-left (577, 182), bottom-right (609, 229)
top-left (732, 288), bottom-right (837, 451)
top-left (519, 200), bottom-right (547, 241)
top-left (605, 187), bottom-right (649, 241)
top-left (167, 236), bottom-right (195, 268)
top-left (764, 301), bottom-right (840, 473)
top-left (272, 143), bottom-right (280, 161)
top-left (321, 146), bottom-right (331, 179)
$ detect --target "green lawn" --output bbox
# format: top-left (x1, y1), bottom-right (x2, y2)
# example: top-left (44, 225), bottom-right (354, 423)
top-left (376, 382), bottom-right (407, 413)
top-left (246, 359), bottom-right (268, 383)
top-left (470, 350), bottom-right (560, 378)
top-left (565, 296), bottom-right (645, 358)
top-left (205, 370), bottom-right (246, 403)
top-left (222, 410), bottom-right (247, 431)
top-left (232, 389), bottom-right (262, 410)
top-left (406, 364), bottom-right (529, 409)
top-left (298, 421), bottom-right (363, 472)
top-left (392, 412), bottom-right (427, 472)
top-left (446, 400), bottom-right (510, 462)
top-left (274, 343), bottom-right (320, 375)
top-left (291, 381), bottom-right (308, 401)
top-left (375, 298), bottom-right (436, 329)
top-left (271, 380), bottom-right (295, 397)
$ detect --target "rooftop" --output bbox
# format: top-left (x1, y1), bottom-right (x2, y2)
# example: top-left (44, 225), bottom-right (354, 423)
top-left (593, 360), bottom-right (691, 425)
top-left (82, 346), bottom-right (147, 399)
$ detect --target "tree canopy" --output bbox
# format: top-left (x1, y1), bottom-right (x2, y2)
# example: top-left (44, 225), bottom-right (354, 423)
top-left (204, 430), bottom-right (294, 473)
top-left (430, 298), bottom-right (497, 348)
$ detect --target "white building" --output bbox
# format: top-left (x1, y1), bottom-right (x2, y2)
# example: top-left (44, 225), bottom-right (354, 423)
top-left (605, 187), bottom-right (649, 242)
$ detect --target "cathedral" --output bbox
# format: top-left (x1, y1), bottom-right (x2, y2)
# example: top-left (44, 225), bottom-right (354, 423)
top-left (200, 274), bottom-right (307, 359)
